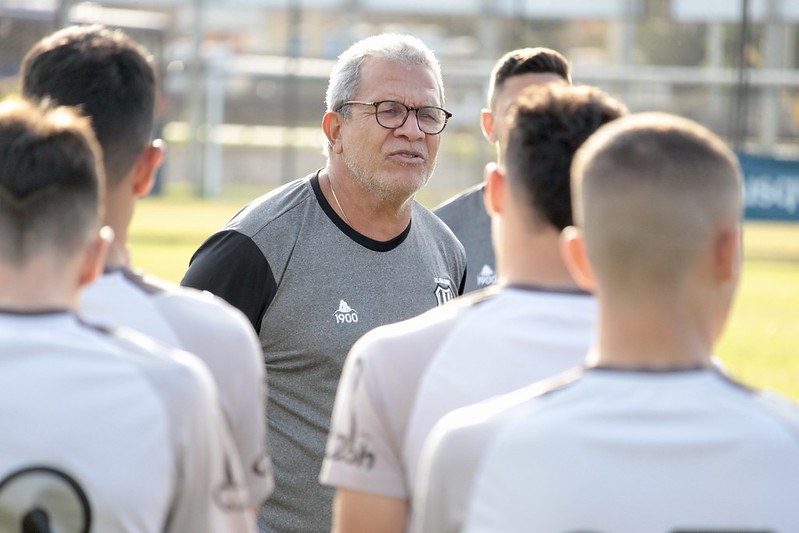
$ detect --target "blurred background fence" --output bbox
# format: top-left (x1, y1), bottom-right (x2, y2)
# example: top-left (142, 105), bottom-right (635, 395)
top-left (2, 0), bottom-right (799, 218)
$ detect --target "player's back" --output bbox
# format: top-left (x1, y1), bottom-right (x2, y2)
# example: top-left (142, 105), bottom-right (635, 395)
top-left (404, 286), bottom-right (595, 488)
top-left (463, 367), bottom-right (799, 533)
top-left (0, 310), bottom-right (237, 532)
top-left (79, 267), bottom-right (273, 505)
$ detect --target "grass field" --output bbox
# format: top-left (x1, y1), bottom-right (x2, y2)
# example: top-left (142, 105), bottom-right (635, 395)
top-left (129, 184), bottom-right (799, 401)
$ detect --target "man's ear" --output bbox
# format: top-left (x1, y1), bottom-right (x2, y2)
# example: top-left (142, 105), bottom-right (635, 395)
top-left (132, 140), bottom-right (166, 198)
top-left (483, 162), bottom-right (505, 217)
top-left (560, 226), bottom-right (596, 292)
top-left (323, 112), bottom-right (344, 154)
top-left (713, 225), bottom-right (742, 283)
top-left (78, 226), bottom-right (113, 288)
top-left (480, 108), bottom-right (497, 143)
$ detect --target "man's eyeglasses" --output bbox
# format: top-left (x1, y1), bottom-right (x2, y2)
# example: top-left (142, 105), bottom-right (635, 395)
top-left (335, 100), bottom-right (452, 135)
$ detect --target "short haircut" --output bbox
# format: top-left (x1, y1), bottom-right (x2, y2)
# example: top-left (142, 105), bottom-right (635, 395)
top-left (502, 83), bottom-right (627, 231)
top-left (571, 112), bottom-right (743, 289)
top-left (488, 47), bottom-right (571, 110)
top-left (325, 33), bottom-right (445, 117)
top-left (0, 98), bottom-right (103, 266)
top-left (21, 24), bottom-right (156, 186)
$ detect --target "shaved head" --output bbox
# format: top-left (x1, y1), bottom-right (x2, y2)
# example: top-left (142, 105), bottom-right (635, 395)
top-left (571, 112), bottom-right (743, 292)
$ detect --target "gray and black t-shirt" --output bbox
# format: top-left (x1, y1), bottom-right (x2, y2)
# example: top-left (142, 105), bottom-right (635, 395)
top-left (183, 171), bottom-right (466, 532)
top-left (434, 183), bottom-right (495, 293)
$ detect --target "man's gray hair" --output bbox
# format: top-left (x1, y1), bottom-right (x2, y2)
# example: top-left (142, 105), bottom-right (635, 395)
top-left (325, 33), bottom-right (445, 117)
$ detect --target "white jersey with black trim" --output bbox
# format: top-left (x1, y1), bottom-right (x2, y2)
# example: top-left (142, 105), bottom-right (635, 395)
top-left (414, 366), bottom-right (799, 533)
top-left (80, 268), bottom-right (273, 506)
top-left (0, 311), bottom-right (255, 533)
top-left (320, 285), bottom-right (595, 505)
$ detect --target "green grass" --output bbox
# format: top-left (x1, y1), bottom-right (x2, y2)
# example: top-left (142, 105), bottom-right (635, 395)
top-left (129, 185), bottom-right (799, 401)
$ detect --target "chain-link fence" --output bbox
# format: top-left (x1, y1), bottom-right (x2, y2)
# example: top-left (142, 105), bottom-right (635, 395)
top-left (2, 0), bottom-right (798, 201)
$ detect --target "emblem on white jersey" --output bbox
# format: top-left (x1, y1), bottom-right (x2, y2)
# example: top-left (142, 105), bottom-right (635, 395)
top-left (334, 300), bottom-right (359, 324)
top-left (477, 264), bottom-right (496, 286)
top-left (433, 277), bottom-right (455, 306)
top-left (0, 466), bottom-right (92, 530)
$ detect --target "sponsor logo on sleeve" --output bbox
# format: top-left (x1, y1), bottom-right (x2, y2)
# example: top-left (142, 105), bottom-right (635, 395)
top-left (327, 359), bottom-right (376, 470)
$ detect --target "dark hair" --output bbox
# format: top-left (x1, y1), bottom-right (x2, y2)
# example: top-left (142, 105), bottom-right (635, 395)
top-left (21, 24), bottom-right (155, 185)
top-left (489, 48), bottom-right (571, 109)
top-left (0, 98), bottom-right (103, 264)
top-left (504, 84), bottom-right (627, 230)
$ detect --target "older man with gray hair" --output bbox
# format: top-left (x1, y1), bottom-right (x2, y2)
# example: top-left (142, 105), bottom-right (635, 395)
top-left (183, 33), bottom-right (466, 532)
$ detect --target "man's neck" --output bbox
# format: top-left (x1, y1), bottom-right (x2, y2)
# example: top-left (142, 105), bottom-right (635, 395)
top-left (320, 169), bottom-right (414, 241)
top-left (594, 294), bottom-right (714, 370)
top-left (0, 260), bottom-right (79, 312)
top-left (497, 224), bottom-right (580, 291)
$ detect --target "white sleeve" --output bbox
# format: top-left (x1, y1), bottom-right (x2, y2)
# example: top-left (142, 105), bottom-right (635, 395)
top-left (412, 409), bottom-right (495, 533)
top-left (164, 351), bottom-right (256, 533)
top-left (160, 291), bottom-right (274, 506)
top-left (320, 336), bottom-right (409, 498)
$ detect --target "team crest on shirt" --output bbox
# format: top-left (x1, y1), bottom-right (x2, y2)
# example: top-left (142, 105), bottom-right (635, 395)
top-left (433, 277), bottom-right (455, 306)
top-left (334, 300), bottom-right (359, 324)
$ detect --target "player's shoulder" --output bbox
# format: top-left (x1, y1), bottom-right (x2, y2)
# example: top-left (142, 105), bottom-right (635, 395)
top-left (443, 365), bottom-right (585, 434)
top-left (127, 269), bottom-right (256, 333)
top-left (412, 200), bottom-right (465, 248)
top-left (749, 386), bottom-right (799, 439)
top-left (225, 174), bottom-right (317, 236)
top-left (352, 287), bottom-right (499, 364)
top-left (433, 182), bottom-right (485, 218)
top-left (88, 321), bottom-right (217, 405)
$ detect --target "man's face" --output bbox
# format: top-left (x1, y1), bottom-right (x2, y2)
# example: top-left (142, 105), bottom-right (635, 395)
top-left (484, 72), bottom-right (566, 146)
top-left (338, 57), bottom-right (443, 205)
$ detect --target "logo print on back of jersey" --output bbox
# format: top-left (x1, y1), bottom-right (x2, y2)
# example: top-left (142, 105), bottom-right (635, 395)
top-left (334, 300), bottom-right (359, 324)
top-left (477, 264), bottom-right (496, 286)
top-left (433, 278), bottom-right (454, 306)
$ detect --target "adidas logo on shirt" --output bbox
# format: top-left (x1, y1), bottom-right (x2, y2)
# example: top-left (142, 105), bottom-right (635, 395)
top-left (477, 264), bottom-right (496, 287)
top-left (334, 300), bottom-right (359, 324)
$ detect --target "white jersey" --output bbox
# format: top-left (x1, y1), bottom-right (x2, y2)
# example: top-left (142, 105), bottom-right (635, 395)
top-left (80, 267), bottom-right (273, 505)
top-left (414, 366), bottom-right (799, 533)
top-left (320, 286), bottom-right (595, 503)
top-left (0, 311), bottom-right (254, 532)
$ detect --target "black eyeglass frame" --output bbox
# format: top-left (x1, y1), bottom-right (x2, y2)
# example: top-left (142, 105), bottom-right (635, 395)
top-left (335, 100), bottom-right (453, 135)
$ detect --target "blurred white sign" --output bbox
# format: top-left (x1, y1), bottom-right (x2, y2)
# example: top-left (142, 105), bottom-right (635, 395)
top-left (673, 0), bottom-right (799, 22)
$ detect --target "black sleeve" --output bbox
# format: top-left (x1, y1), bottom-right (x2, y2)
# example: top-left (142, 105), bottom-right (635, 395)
top-left (181, 230), bottom-right (277, 333)
top-left (458, 265), bottom-right (467, 296)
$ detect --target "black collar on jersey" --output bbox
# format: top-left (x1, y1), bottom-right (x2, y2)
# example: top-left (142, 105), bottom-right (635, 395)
top-left (311, 170), bottom-right (412, 252)
top-left (587, 363), bottom-right (714, 374)
top-left (505, 282), bottom-right (592, 297)
top-left (0, 308), bottom-right (72, 317)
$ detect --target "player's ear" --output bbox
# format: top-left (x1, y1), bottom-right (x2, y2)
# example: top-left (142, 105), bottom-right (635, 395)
top-left (323, 111), bottom-right (344, 155)
top-left (560, 226), bottom-right (596, 292)
top-left (78, 226), bottom-right (113, 288)
top-left (131, 140), bottom-right (166, 198)
top-left (713, 224), bottom-right (742, 283)
top-left (480, 108), bottom-right (497, 143)
top-left (483, 162), bottom-right (506, 217)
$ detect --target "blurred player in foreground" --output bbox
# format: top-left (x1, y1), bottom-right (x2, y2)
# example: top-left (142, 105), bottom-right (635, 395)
top-left (20, 25), bottom-right (273, 514)
top-left (0, 97), bottom-right (244, 532)
top-left (415, 112), bottom-right (799, 533)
